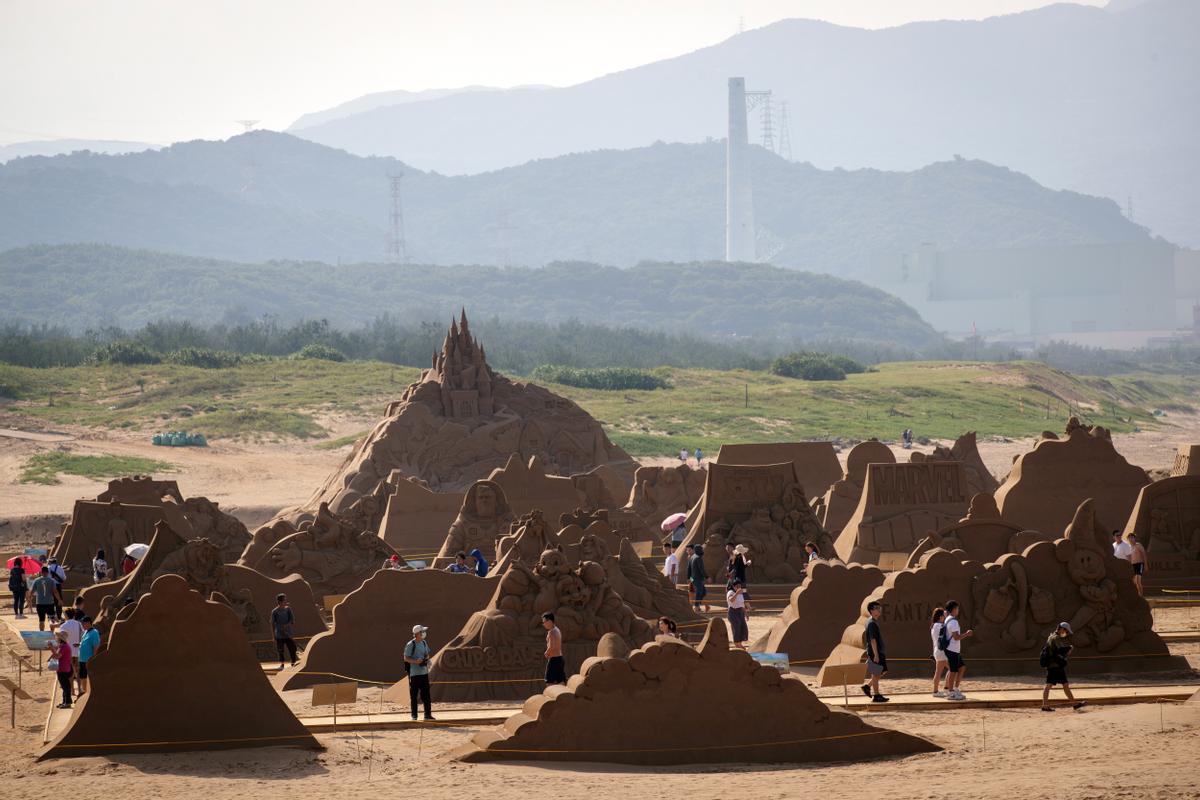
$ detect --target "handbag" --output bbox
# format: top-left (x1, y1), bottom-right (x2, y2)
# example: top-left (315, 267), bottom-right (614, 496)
top-left (48, 657), bottom-right (59, 671)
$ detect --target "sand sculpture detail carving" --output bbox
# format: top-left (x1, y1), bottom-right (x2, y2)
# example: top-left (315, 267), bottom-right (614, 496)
top-left (906, 493), bottom-right (1052, 567)
top-left (994, 417), bottom-right (1150, 536)
top-left (276, 568), bottom-right (496, 691)
top-left (627, 463), bottom-right (706, 527)
top-left (41, 574), bottom-right (321, 758)
top-left (386, 547), bottom-right (655, 702)
top-left (715, 442), bottom-right (843, 505)
top-left (454, 618), bottom-right (940, 765)
top-left (433, 479), bottom-right (514, 565)
top-left (1123, 474), bottom-right (1200, 582)
top-left (909, 431), bottom-right (999, 496)
top-left (834, 461), bottom-right (972, 565)
top-left (812, 440), bottom-right (895, 539)
top-left (1170, 444), bottom-right (1199, 477)
top-left (819, 499), bottom-right (1184, 678)
top-left (265, 312), bottom-right (635, 542)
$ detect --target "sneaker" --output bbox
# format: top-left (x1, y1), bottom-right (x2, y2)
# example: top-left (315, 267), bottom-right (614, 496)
top-left (872, 695), bottom-right (890, 703)
top-left (410, 713), bottom-right (418, 720)
top-left (949, 691), bottom-right (967, 701)
top-left (1072, 701), bottom-right (1087, 710)
top-left (932, 690), bottom-right (947, 698)
top-left (423, 715), bottom-right (436, 721)
top-left (1040, 706), bottom-right (1055, 712)
top-left (56, 703), bottom-right (71, 709)
top-left (860, 684), bottom-right (872, 698)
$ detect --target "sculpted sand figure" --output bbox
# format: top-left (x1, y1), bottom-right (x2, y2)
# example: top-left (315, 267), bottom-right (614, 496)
top-left (1059, 500), bottom-right (1125, 651)
top-left (728, 508), bottom-right (804, 581)
top-left (495, 508), bottom-right (551, 564)
top-left (435, 480), bottom-right (513, 565)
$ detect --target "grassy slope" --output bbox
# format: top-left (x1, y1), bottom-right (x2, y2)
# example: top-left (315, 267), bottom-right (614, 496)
top-left (0, 360), bottom-right (1195, 456)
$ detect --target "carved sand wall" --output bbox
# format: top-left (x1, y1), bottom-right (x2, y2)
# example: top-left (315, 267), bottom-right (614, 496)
top-left (1123, 475), bottom-right (1200, 583)
top-left (715, 442), bottom-right (842, 505)
top-left (905, 494), bottom-right (1052, 567)
top-left (813, 440), bottom-right (895, 539)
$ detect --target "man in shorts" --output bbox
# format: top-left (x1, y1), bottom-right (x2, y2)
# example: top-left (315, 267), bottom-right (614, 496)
top-left (860, 601), bottom-right (889, 703)
top-left (30, 567), bottom-right (62, 631)
top-left (543, 612), bottom-right (566, 685)
top-left (943, 600), bottom-right (973, 701)
top-left (1128, 533), bottom-right (1148, 596)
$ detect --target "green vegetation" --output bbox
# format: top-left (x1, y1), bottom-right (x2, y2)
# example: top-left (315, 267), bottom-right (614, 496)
top-left (770, 351), bottom-right (869, 381)
top-left (20, 452), bottom-right (176, 485)
top-left (531, 365), bottom-right (669, 391)
top-left (165, 347), bottom-right (245, 368)
top-left (1, 359), bottom-right (1195, 454)
top-left (293, 343), bottom-right (346, 362)
top-left (313, 431), bottom-right (368, 450)
top-left (86, 341), bottom-right (161, 366)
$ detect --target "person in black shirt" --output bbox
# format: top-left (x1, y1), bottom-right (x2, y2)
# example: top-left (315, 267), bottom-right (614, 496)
top-left (861, 600), bottom-right (889, 703)
top-left (271, 593), bottom-right (298, 669)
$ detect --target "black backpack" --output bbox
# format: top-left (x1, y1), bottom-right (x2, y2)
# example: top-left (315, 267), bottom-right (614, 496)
top-left (936, 623), bottom-right (950, 653)
top-left (1039, 643), bottom-right (1051, 668)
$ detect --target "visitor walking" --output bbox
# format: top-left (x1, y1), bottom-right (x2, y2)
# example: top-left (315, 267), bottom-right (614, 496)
top-left (30, 567), bottom-right (62, 631)
top-left (656, 616), bottom-right (678, 639)
top-left (930, 607), bottom-right (949, 697)
top-left (77, 616), bottom-right (100, 696)
top-left (662, 542), bottom-right (678, 584)
top-left (271, 594), bottom-right (298, 669)
top-left (92, 549), bottom-right (110, 584)
top-left (542, 612), bottom-right (566, 686)
top-left (1111, 531), bottom-right (1132, 561)
top-left (1128, 533), bottom-right (1147, 596)
top-left (59, 609), bottom-right (84, 696)
top-left (943, 600), bottom-right (973, 700)
top-left (688, 544), bottom-right (709, 612)
top-left (726, 543), bottom-right (751, 587)
top-left (120, 550), bottom-right (137, 576)
top-left (404, 624), bottom-right (435, 720)
top-left (694, 447), bottom-right (704, 467)
top-left (51, 631), bottom-right (73, 709)
top-left (679, 447), bottom-right (688, 465)
top-left (445, 552), bottom-right (471, 573)
top-left (726, 580), bottom-right (750, 649)
top-left (8, 559), bottom-right (27, 618)
top-left (468, 548), bottom-right (489, 577)
top-left (48, 557), bottom-right (67, 619)
top-left (1041, 622), bottom-right (1086, 711)
top-left (860, 601), bottom-right (888, 703)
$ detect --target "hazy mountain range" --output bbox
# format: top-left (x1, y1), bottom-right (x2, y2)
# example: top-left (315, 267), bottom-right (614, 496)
top-left (288, 0), bottom-right (1198, 246)
top-left (0, 139), bottom-right (159, 163)
top-left (0, 132), bottom-right (1149, 278)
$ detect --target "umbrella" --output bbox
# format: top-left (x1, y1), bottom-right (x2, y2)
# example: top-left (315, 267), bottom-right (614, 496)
top-left (124, 543), bottom-right (150, 561)
top-left (660, 512), bottom-right (688, 532)
top-left (6, 555), bottom-right (41, 573)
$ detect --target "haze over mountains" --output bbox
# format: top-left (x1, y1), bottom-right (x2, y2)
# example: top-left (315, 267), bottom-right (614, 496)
top-left (0, 133), bottom-right (1148, 278)
top-left (289, 0), bottom-right (1198, 246)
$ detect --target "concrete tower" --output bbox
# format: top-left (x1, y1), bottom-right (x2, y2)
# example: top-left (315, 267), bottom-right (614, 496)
top-left (726, 77), bottom-right (755, 262)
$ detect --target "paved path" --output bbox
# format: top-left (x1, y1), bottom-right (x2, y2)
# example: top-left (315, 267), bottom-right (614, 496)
top-left (0, 428), bottom-right (74, 442)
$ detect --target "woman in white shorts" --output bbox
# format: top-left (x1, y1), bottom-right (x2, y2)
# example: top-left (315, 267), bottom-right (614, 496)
top-left (930, 606), bottom-right (949, 697)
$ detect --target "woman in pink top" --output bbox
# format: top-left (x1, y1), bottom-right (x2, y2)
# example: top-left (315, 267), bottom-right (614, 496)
top-left (52, 632), bottom-right (74, 709)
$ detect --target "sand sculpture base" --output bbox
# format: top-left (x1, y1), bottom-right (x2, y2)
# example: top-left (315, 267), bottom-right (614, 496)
top-left (41, 574), bottom-right (321, 758)
top-left (453, 619), bottom-right (940, 765)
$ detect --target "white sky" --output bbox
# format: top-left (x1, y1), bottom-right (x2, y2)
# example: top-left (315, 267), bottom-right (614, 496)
top-left (0, 0), bottom-right (1106, 145)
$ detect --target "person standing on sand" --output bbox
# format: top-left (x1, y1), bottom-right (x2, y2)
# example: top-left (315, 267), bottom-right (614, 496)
top-left (404, 624), bottom-right (435, 720)
top-left (860, 601), bottom-right (888, 703)
top-left (543, 612), bottom-right (566, 686)
top-left (59, 609), bottom-right (84, 697)
top-left (679, 448), bottom-right (688, 465)
top-left (1112, 531), bottom-right (1132, 561)
top-left (930, 607), bottom-right (949, 698)
top-left (77, 616), bottom-right (100, 696)
top-left (271, 594), bottom-right (298, 669)
top-left (688, 544), bottom-right (709, 612)
top-left (51, 631), bottom-right (74, 709)
top-left (1041, 622), bottom-right (1086, 712)
top-left (31, 567), bottom-right (62, 631)
top-left (943, 600), bottom-right (973, 701)
top-left (8, 560), bottom-right (27, 618)
top-left (694, 447), bottom-right (704, 467)
top-left (1128, 533), bottom-right (1148, 596)
top-left (662, 542), bottom-right (678, 584)
top-left (726, 580), bottom-right (750, 649)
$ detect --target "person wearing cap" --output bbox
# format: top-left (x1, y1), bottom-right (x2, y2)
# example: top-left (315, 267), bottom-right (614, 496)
top-left (1042, 622), bottom-right (1086, 712)
top-left (404, 624), bottom-right (435, 720)
top-left (383, 554), bottom-right (403, 571)
top-left (271, 594), bottom-right (298, 669)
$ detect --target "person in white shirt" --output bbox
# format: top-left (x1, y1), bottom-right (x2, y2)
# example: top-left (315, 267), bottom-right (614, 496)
top-left (662, 542), bottom-right (679, 584)
top-left (943, 600), bottom-right (973, 700)
top-left (726, 580), bottom-right (750, 648)
top-left (1111, 531), bottom-right (1132, 561)
top-left (679, 448), bottom-right (688, 464)
top-left (930, 607), bottom-right (949, 697)
top-left (57, 609), bottom-right (85, 697)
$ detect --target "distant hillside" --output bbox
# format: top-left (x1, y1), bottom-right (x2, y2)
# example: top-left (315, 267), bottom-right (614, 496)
top-left (0, 244), bottom-right (943, 348)
top-left (0, 133), bottom-right (1150, 279)
top-left (288, 0), bottom-right (1199, 246)
top-left (288, 85), bottom-right (549, 131)
top-left (0, 139), bottom-right (159, 163)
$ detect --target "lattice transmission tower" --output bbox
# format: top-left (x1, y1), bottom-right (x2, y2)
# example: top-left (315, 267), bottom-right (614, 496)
top-left (388, 172), bottom-right (409, 263)
top-left (778, 101), bottom-right (793, 161)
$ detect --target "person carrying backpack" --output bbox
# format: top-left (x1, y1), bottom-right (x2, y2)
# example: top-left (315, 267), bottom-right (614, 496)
top-left (404, 624), bottom-right (435, 721)
top-left (860, 601), bottom-right (889, 703)
top-left (1041, 622), bottom-right (1086, 712)
top-left (943, 599), bottom-right (973, 701)
top-left (930, 607), bottom-right (949, 697)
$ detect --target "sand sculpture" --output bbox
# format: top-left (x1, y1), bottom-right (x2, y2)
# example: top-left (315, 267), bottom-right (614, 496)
top-left (905, 494), bottom-right (1052, 567)
top-left (81, 520), bottom-right (323, 645)
top-left (834, 461), bottom-right (972, 565)
top-left (812, 440), bottom-right (895, 539)
top-left (42, 574), bottom-right (320, 758)
top-left (454, 618), bottom-right (939, 765)
top-left (1171, 444), bottom-right (1200, 477)
top-left (265, 312), bottom-right (635, 539)
top-left (715, 442), bottom-right (843, 504)
top-left (240, 501), bottom-right (403, 599)
top-left (627, 463), bottom-right (707, 528)
top-left (96, 475), bottom-right (185, 504)
top-left (97, 476), bottom-right (251, 562)
top-left (819, 500), bottom-right (1185, 678)
top-left (909, 431), bottom-right (999, 496)
top-left (752, 561), bottom-right (886, 666)
top-left (679, 461), bottom-right (830, 581)
top-left (994, 417), bottom-right (1150, 536)
top-left (377, 474), bottom-right (465, 554)
top-left (276, 568), bottom-right (496, 691)
top-left (433, 479), bottom-right (514, 566)
top-left (1123, 474), bottom-right (1200, 584)
top-left (385, 547), bottom-right (655, 702)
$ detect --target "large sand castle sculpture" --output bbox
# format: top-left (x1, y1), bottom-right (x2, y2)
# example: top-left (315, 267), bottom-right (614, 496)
top-left (50, 478), bottom-right (251, 589)
top-left (1123, 471), bottom-right (1200, 584)
top-left (995, 417), bottom-right (1150, 535)
top-left (715, 442), bottom-right (842, 504)
top-left (1172, 444), bottom-right (1200, 477)
top-left (385, 547), bottom-right (655, 702)
top-left (813, 440), bottom-right (895, 539)
top-left (680, 461), bottom-right (830, 581)
top-left (41, 574), bottom-right (321, 758)
top-left (627, 463), bottom-right (707, 529)
top-left (834, 461), bottom-right (972, 565)
top-left (276, 568), bottom-right (496, 691)
top-left (81, 520), bottom-right (324, 644)
top-left (454, 618), bottom-right (939, 765)
top-left (906, 494), bottom-right (1052, 567)
top-left (752, 561), bottom-right (886, 665)
top-left (820, 500), bottom-right (1185, 679)
top-left (267, 312), bottom-right (635, 537)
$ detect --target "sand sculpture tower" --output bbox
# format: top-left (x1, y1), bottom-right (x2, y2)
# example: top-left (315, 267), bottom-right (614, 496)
top-left (726, 77), bottom-right (756, 263)
top-left (432, 310), bottom-right (494, 418)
